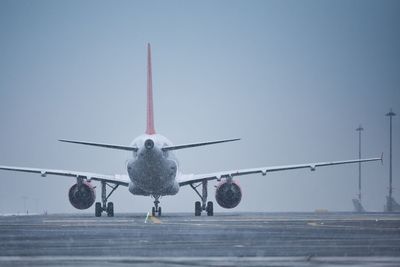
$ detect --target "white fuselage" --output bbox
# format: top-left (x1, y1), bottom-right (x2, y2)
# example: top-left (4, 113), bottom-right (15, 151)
top-left (127, 134), bottom-right (180, 196)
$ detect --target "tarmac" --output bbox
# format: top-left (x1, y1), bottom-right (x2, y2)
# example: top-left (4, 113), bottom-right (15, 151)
top-left (0, 212), bottom-right (399, 266)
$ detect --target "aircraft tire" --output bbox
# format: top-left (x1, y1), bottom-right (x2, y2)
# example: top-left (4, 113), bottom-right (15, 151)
top-left (195, 201), bottom-right (201, 216)
top-left (107, 202), bottom-right (114, 217)
top-left (206, 201), bottom-right (214, 216)
top-left (95, 202), bottom-right (102, 217)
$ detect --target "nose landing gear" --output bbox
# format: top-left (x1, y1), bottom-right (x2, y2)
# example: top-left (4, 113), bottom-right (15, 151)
top-left (151, 195), bottom-right (162, 216)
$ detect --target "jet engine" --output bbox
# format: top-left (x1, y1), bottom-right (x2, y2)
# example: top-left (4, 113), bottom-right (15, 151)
top-left (68, 181), bottom-right (96, 210)
top-left (215, 180), bottom-right (242, 209)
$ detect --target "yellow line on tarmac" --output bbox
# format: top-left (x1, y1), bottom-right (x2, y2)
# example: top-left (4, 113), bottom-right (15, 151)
top-left (149, 215), bottom-right (162, 224)
top-left (144, 212), bottom-right (162, 224)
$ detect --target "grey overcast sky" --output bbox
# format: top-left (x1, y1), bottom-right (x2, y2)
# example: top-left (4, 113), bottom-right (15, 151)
top-left (0, 0), bottom-right (399, 214)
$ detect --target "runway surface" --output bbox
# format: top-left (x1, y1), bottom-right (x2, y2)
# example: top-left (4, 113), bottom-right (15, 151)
top-left (0, 212), bottom-right (399, 266)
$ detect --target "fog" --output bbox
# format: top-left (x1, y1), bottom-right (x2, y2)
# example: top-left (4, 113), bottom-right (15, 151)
top-left (0, 0), bottom-right (399, 214)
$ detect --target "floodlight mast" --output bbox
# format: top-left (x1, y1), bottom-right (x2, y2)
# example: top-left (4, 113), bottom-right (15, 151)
top-left (356, 125), bottom-right (364, 203)
top-left (386, 109), bottom-right (396, 212)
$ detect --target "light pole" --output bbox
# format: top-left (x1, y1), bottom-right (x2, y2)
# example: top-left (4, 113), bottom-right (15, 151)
top-left (352, 125), bottom-right (365, 212)
top-left (356, 125), bottom-right (364, 203)
top-left (386, 109), bottom-right (396, 212)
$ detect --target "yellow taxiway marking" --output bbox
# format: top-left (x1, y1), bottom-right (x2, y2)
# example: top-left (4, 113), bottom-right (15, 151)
top-left (149, 216), bottom-right (162, 224)
top-left (144, 212), bottom-right (162, 224)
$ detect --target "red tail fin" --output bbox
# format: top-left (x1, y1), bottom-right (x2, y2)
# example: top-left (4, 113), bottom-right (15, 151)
top-left (146, 43), bottom-right (156, 135)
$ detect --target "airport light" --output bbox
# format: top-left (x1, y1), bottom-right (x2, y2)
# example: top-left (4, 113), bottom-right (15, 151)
top-left (386, 109), bottom-right (396, 212)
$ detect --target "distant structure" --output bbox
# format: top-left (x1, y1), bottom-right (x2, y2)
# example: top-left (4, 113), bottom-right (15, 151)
top-left (21, 196), bottom-right (28, 215)
top-left (384, 109), bottom-right (400, 212)
top-left (352, 125), bottom-right (365, 212)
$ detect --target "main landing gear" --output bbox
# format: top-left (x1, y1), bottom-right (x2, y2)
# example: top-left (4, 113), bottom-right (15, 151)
top-left (190, 180), bottom-right (213, 216)
top-left (151, 195), bottom-right (162, 216)
top-left (95, 181), bottom-right (119, 217)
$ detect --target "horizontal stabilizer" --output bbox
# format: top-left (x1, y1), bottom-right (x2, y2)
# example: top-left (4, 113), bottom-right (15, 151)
top-left (58, 139), bottom-right (138, 151)
top-left (162, 138), bottom-right (240, 151)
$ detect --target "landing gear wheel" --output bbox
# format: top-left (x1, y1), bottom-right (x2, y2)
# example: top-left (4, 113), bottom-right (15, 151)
top-left (190, 180), bottom-right (210, 217)
top-left (107, 202), bottom-right (114, 217)
top-left (95, 202), bottom-right (102, 217)
top-left (151, 195), bottom-right (162, 217)
top-left (151, 206), bottom-right (161, 216)
top-left (95, 181), bottom-right (119, 217)
top-left (195, 201), bottom-right (202, 216)
top-left (206, 201), bottom-right (214, 216)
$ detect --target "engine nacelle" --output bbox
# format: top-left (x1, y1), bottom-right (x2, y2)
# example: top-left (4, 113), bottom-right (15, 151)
top-left (68, 181), bottom-right (96, 210)
top-left (215, 180), bottom-right (242, 209)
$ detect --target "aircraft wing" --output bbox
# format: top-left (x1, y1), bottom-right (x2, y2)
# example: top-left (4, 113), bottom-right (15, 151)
top-left (0, 165), bottom-right (130, 186)
top-left (178, 155), bottom-right (382, 186)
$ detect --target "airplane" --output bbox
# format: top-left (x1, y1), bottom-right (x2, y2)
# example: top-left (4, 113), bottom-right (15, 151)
top-left (0, 43), bottom-right (382, 217)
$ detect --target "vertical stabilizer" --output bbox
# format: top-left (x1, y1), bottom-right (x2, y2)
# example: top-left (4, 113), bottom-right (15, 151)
top-left (146, 43), bottom-right (156, 135)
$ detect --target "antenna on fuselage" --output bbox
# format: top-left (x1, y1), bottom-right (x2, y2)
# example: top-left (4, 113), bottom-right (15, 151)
top-left (146, 43), bottom-right (156, 135)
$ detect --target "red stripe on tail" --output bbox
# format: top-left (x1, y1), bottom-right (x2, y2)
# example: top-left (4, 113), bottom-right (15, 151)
top-left (146, 43), bottom-right (156, 135)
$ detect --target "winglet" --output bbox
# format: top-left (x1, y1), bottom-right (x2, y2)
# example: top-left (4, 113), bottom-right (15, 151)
top-left (146, 43), bottom-right (156, 135)
top-left (381, 152), bottom-right (384, 165)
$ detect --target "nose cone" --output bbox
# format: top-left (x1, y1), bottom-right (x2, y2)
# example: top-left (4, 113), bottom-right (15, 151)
top-left (144, 139), bottom-right (154, 150)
